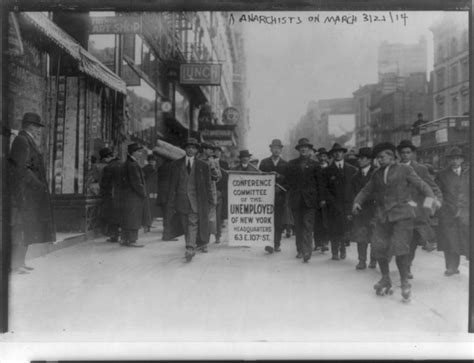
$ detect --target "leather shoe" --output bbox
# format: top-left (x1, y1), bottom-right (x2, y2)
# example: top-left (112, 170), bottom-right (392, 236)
top-left (340, 250), bottom-right (346, 259)
top-left (128, 242), bottom-right (144, 248)
top-left (322, 245), bottom-right (329, 252)
top-left (22, 265), bottom-right (34, 271)
top-left (274, 247), bottom-right (281, 252)
top-left (185, 248), bottom-right (195, 262)
top-left (303, 255), bottom-right (310, 263)
top-left (356, 261), bottom-right (367, 270)
top-left (162, 237), bottom-right (178, 241)
top-left (265, 246), bottom-right (274, 253)
top-left (296, 253), bottom-right (303, 259)
top-left (368, 260), bottom-right (377, 269)
top-left (444, 269), bottom-right (460, 276)
top-left (332, 254), bottom-right (340, 260)
top-left (201, 246), bottom-right (208, 253)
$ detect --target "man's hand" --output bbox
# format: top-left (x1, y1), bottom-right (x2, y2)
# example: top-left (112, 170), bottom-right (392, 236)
top-left (352, 203), bottom-right (362, 215)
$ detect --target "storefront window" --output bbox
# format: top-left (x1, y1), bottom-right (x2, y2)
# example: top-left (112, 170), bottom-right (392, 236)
top-left (88, 34), bottom-right (116, 71)
top-left (127, 79), bottom-right (156, 137)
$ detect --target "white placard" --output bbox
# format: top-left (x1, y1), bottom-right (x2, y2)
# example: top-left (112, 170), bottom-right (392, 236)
top-left (227, 172), bottom-right (275, 247)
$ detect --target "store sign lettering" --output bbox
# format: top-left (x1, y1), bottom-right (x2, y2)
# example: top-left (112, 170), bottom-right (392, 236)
top-left (180, 64), bottom-right (222, 85)
top-left (90, 17), bottom-right (142, 34)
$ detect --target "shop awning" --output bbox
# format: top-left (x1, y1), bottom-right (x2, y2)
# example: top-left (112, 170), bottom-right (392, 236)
top-left (23, 12), bottom-right (127, 94)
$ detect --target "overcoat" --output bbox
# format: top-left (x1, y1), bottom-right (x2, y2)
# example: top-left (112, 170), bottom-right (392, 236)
top-left (435, 167), bottom-right (469, 256)
top-left (8, 130), bottom-right (55, 245)
top-left (286, 157), bottom-right (325, 209)
top-left (216, 159), bottom-right (230, 220)
top-left (324, 161), bottom-right (358, 237)
top-left (259, 157), bottom-right (288, 225)
top-left (351, 165), bottom-right (377, 242)
top-left (120, 155), bottom-right (151, 230)
top-left (100, 158), bottom-right (123, 225)
top-left (167, 157), bottom-right (214, 242)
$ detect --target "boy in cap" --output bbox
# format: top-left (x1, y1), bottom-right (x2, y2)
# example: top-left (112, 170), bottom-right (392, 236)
top-left (353, 142), bottom-right (435, 301)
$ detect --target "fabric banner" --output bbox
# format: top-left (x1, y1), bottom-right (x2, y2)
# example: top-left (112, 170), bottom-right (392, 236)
top-left (227, 172), bottom-right (275, 247)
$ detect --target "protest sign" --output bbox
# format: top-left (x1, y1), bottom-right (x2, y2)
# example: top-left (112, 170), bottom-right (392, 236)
top-left (227, 172), bottom-right (275, 246)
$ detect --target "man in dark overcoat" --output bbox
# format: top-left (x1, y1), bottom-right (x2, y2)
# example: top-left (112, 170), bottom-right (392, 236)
top-left (435, 146), bottom-right (469, 276)
top-left (323, 143), bottom-right (357, 260)
top-left (167, 138), bottom-right (214, 261)
top-left (233, 150), bottom-right (253, 171)
top-left (353, 142), bottom-right (435, 300)
top-left (313, 147), bottom-right (330, 253)
top-left (99, 148), bottom-right (122, 243)
top-left (351, 147), bottom-right (377, 270)
top-left (397, 140), bottom-right (443, 278)
top-left (8, 112), bottom-right (56, 274)
top-left (120, 143), bottom-right (150, 247)
top-left (259, 139), bottom-right (288, 252)
top-left (286, 138), bottom-right (325, 263)
top-left (214, 145), bottom-right (229, 243)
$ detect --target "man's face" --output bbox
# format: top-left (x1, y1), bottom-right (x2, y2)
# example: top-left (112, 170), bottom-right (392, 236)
top-left (399, 147), bottom-right (413, 163)
top-left (318, 153), bottom-right (328, 163)
top-left (185, 145), bottom-right (198, 157)
top-left (333, 150), bottom-right (344, 161)
top-left (449, 156), bottom-right (464, 169)
top-left (240, 156), bottom-right (250, 165)
top-left (203, 147), bottom-right (214, 157)
top-left (27, 124), bottom-right (43, 143)
top-left (214, 149), bottom-right (222, 159)
top-left (298, 145), bottom-right (310, 158)
top-left (377, 150), bottom-right (394, 167)
top-left (148, 159), bottom-right (156, 167)
top-left (270, 146), bottom-right (282, 158)
top-left (358, 156), bottom-right (372, 169)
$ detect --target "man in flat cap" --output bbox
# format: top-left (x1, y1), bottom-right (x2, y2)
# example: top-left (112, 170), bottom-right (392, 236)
top-left (353, 142), bottom-right (435, 301)
top-left (397, 139), bottom-right (442, 279)
top-left (351, 147), bottom-right (377, 270)
top-left (259, 139), bottom-right (288, 252)
top-left (8, 112), bottom-right (56, 274)
top-left (120, 143), bottom-right (150, 247)
top-left (167, 138), bottom-right (214, 261)
top-left (435, 146), bottom-right (469, 276)
top-left (286, 138), bottom-right (326, 263)
top-left (323, 143), bottom-right (357, 261)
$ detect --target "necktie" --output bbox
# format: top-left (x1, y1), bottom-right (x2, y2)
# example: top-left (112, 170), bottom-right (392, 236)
top-left (383, 166), bottom-right (389, 184)
top-left (187, 159), bottom-right (191, 174)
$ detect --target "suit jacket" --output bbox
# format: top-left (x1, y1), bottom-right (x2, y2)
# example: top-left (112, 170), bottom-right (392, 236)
top-left (216, 159), bottom-right (230, 193)
top-left (286, 156), bottom-right (325, 209)
top-left (167, 157), bottom-right (214, 242)
top-left (354, 163), bottom-right (435, 223)
top-left (233, 163), bottom-right (252, 172)
top-left (8, 130), bottom-right (55, 244)
top-left (324, 161), bottom-right (358, 217)
top-left (351, 165), bottom-right (377, 222)
top-left (259, 157), bottom-right (288, 188)
top-left (100, 158), bottom-right (123, 224)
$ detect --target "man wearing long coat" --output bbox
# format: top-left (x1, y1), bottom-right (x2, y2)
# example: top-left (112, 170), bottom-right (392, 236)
top-left (167, 138), bottom-right (214, 261)
top-left (324, 143), bottom-right (358, 260)
top-left (286, 138), bottom-right (325, 263)
top-left (214, 146), bottom-right (229, 243)
top-left (120, 143), bottom-right (150, 247)
top-left (100, 148), bottom-right (123, 243)
top-left (435, 146), bottom-right (469, 276)
top-left (8, 112), bottom-right (55, 273)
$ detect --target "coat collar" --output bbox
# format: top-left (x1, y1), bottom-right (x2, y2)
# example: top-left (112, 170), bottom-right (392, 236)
top-left (19, 130), bottom-right (41, 155)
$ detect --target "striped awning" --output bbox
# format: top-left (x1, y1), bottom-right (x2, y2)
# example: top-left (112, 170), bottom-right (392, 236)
top-left (23, 12), bottom-right (127, 94)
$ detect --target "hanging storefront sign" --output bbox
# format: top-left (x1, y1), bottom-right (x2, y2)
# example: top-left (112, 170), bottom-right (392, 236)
top-left (90, 16), bottom-right (143, 34)
top-left (200, 124), bottom-right (235, 140)
top-left (180, 63), bottom-right (222, 85)
top-left (228, 173), bottom-right (275, 247)
top-left (222, 107), bottom-right (240, 124)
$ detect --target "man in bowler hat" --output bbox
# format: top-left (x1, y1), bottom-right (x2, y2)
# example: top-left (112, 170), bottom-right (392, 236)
top-left (353, 142), bottom-right (435, 300)
top-left (286, 138), bottom-right (326, 263)
top-left (8, 112), bottom-right (56, 274)
top-left (323, 143), bottom-right (358, 260)
top-left (313, 147), bottom-right (330, 252)
top-left (259, 139), bottom-right (288, 252)
top-left (397, 139), bottom-right (442, 279)
top-left (233, 150), bottom-right (253, 171)
top-left (120, 143), bottom-right (150, 247)
top-left (435, 146), bottom-right (469, 276)
top-left (167, 138), bottom-right (214, 261)
top-left (351, 147), bottom-right (377, 269)
top-left (214, 145), bottom-right (229, 243)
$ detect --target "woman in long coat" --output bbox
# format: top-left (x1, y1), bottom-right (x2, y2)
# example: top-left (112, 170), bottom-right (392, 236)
top-left (435, 147), bottom-right (469, 276)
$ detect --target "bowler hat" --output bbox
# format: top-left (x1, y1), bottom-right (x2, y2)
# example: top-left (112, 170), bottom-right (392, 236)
top-left (127, 143), bottom-right (143, 154)
top-left (445, 146), bottom-right (465, 158)
top-left (239, 150), bottom-right (252, 158)
top-left (21, 112), bottom-right (45, 128)
top-left (356, 147), bottom-right (373, 159)
top-left (269, 139), bottom-right (284, 148)
top-left (317, 147), bottom-right (328, 155)
top-left (183, 137), bottom-right (200, 148)
top-left (99, 147), bottom-right (113, 159)
top-left (397, 139), bottom-right (417, 152)
top-left (294, 138), bottom-right (313, 150)
top-left (329, 143), bottom-right (348, 154)
top-left (372, 142), bottom-right (396, 158)
top-left (201, 141), bottom-right (215, 149)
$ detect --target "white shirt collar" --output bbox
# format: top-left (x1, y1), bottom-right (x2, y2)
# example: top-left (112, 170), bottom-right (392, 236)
top-left (336, 160), bottom-right (344, 168)
top-left (453, 166), bottom-right (461, 175)
top-left (361, 165), bottom-right (371, 175)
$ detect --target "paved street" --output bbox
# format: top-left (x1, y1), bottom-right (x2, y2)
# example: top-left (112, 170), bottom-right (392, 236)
top-left (2, 220), bottom-right (472, 343)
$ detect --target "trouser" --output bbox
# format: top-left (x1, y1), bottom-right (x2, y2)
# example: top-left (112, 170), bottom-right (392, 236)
top-left (357, 242), bottom-right (374, 263)
top-left (180, 212), bottom-right (199, 249)
top-left (444, 250), bottom-right (461, 271)
top-left (314, 206), bottom-right (329, 248)
top-left (107, 223), bottom-right (120, 239)
top-left (11, 227), bottom-right (27, 270)
top-left (292, 206), bottom-right (315, 257)
top-left (331, 237), bottom-right (346, 257)
top-left (273, 194), bottom-right (285, 249)
top-left (377, 255), bottom-right (410, 281)
top-left (122, 229), bottom-right (138, 243)
top-left (216, 194), bottom-right (223, 240)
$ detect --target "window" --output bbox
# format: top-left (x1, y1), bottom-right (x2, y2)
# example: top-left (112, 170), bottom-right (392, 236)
top-left (450, 37), bottom-right (457, 56)
top-left (437, 100), bottom-right (445, 118)
top-left (462, 92), bottom-right (469, 115)
top-left (450, 64), bottom-right (458, 86)
top-left (462, 30), bottom-right (468, 50)
top-left (451, 94), bottom-right (459, 116)
top-left (436, 68), bottom-right (445, 90)
top-left (461, 58), bottom-right (469, 82)
top-left (437, 45), bottom-right (444, 62)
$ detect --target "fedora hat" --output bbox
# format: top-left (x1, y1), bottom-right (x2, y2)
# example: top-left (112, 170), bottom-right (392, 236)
top-left (445, 146), bottom-right (465, 158)
top-left (21, 112), bottom-right (45, 128)
top-left (269, 139), bottom-right (284, 148)
top-left (201, 140), bottom-right (215, 149)
top-left (183, 137), bottom-right (200, 148)
top-left (295, 138), bottom-right (313, 150)
top-left (127, 143), bottom-right (143, 154)
top-left (372, 142), bottom-right (396, 158)
top-left (239, 150), bottom-right (252, 158)
top-left (317, 147), bottom-right (328, 155)
top-left (397, 139), bottom-right (417, 152)
top-left (329, 143), bottom-right (348, 154)
top-left (99, 147), bottom-right (113, 159)
top-left (356, 147), bottom-right (373, 159)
